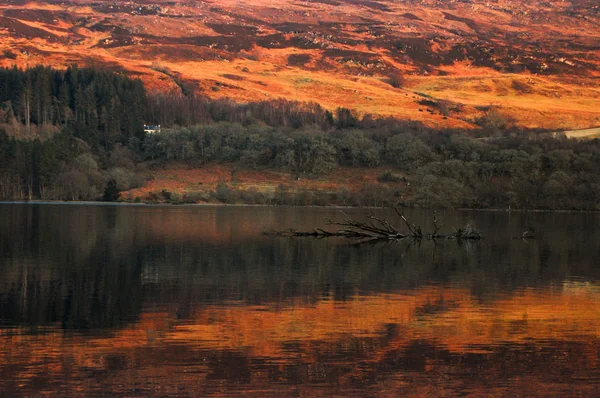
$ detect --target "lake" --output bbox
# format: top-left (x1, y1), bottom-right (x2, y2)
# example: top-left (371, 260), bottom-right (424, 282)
top-left (0, 204), bottom-right (599, 396)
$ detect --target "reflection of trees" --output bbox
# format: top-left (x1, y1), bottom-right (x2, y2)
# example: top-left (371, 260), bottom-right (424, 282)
top-left (0, 201), bottom-right (599, 395)
top-left (138, 235), bottom-right (600, 308)
top-left (0, 205), bottom-right (599, 329)
top-left (0, 205), bottom-right (143, 329)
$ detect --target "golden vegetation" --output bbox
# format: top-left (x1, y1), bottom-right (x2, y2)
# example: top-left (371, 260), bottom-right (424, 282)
top-left (2, 284), bottom-right (599, 395)
top-left (1, 0), bottom-right (599, 129)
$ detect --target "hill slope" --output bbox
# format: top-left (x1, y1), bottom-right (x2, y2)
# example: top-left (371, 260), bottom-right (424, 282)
top-left (1, 0), bottom-right (599, 129)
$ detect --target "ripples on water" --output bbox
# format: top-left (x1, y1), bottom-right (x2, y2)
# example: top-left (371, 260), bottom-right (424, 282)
top-left (0, 204), bottom-right (599, 396)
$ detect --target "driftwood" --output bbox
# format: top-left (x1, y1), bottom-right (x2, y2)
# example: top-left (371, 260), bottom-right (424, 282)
top-left (265, 209), bottom-right (484, 241)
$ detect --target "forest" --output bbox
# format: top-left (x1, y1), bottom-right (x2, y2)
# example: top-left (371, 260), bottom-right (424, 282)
top-left (1, 66), bottom-right (599, 210)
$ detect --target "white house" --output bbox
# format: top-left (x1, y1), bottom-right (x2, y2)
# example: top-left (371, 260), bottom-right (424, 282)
top-left (144, 124), bottom-right (161, 134)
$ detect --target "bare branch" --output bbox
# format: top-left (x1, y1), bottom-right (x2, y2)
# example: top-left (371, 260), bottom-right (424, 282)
top-left (265, 210), bottom-right (484, 242)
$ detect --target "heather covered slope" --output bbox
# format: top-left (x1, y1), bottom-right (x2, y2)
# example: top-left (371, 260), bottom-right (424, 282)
top-left (1, 0), bottom-right (599, 129)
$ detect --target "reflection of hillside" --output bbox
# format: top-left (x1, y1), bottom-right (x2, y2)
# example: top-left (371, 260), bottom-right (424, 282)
top-left (1, 286), bottom-right (599, 396)
top-left (169, 286), bottom-right (600, 354)
top-left (1, 205), bottom-right (600, 394)
top-left (1, 205), bottom-right (599, 330)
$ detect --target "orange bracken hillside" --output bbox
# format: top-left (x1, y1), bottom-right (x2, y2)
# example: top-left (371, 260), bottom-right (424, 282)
top-left (0, 0), bottom-right (599, 129)
top-left (121, 163), bottom-right (393, 204)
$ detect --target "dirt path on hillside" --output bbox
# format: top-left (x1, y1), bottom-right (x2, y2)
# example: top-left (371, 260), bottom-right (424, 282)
top-left (565, 128), bottom-right (600, 139)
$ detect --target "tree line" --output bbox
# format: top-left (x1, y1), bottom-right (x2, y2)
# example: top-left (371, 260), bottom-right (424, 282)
top-left (0, 66), bottom-right (599, 210)
top-left (0, 65), bottom-right (146, 149)
top-left (141, 124), bottom-right (600, 210)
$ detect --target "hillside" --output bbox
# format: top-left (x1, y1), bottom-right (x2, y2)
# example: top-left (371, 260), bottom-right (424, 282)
top-left (1, 0), bottom-right (599, 130)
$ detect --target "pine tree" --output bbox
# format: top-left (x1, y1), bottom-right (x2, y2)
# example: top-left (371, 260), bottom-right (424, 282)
top-left (102, 179), bottom-right (120, 202)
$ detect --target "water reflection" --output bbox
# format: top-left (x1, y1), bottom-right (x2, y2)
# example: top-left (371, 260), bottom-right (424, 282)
top-left (0, 204), bottom-right (599, 396)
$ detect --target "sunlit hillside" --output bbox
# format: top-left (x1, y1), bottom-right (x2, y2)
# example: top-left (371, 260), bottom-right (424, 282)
top-left (1, 0), bottom-right (599, 129)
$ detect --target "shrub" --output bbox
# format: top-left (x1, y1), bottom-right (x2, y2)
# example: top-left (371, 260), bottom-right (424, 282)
top-left (386, 72), bottom-right (406, 88)
top-left (239, 188), bottom-right (267, 204)
top-left (161, 189), bottom-right (173, 201)
top-left (215, 181), bottom-right (234, 203)
top-left (188, 191), bottom-right (210, 203)
top-left (378, 171), bottom-right (403, 183)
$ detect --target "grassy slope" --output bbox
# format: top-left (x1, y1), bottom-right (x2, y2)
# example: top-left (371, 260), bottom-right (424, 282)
top-left (1, 0), bottom-right (599, 130)
top-left (122, 164), bottom-right (402, 204)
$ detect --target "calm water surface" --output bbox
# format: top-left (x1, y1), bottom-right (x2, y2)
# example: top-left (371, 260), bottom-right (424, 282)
top-left (0, 204), bottom-right (599, 396)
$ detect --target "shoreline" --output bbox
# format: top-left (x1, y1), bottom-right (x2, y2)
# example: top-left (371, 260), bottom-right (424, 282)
top-left (0, 200), bottom-right (598, 213)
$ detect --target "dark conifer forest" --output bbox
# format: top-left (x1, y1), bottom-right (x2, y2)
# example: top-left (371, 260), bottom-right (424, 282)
top-left (1, 66), bottom-right (599, 210)
top-left (0, 65), bottom-right (146, 148)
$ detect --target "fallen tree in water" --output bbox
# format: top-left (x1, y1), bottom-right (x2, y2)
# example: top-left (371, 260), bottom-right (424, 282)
top-left (265, 209), bottom-right (484, 241)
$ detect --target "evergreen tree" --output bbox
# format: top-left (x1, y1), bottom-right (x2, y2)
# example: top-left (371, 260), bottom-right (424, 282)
top-left (102, 179), bottom-right (120, 202)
